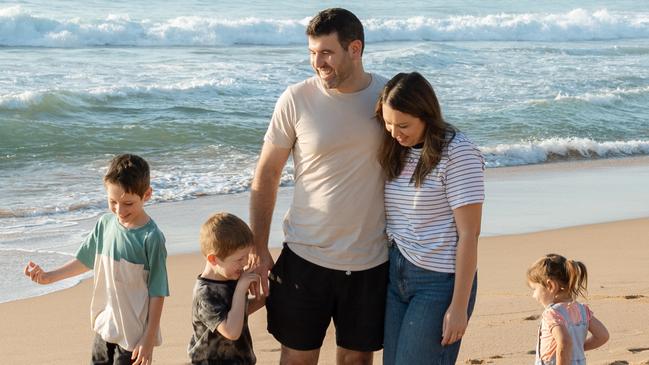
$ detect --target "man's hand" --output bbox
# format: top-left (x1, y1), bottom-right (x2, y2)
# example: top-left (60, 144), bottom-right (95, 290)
top-left (249, 247), bottom-right (274, 298)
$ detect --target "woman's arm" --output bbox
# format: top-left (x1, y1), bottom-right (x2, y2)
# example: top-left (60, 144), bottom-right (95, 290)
top-left (441, 203), bottom-right (482, 346)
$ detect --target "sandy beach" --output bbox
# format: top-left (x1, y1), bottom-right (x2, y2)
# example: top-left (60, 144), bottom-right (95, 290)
top-left (3, 216), bottom-right (648, 364)
top-left (3, 157), bottom-right (649, 364)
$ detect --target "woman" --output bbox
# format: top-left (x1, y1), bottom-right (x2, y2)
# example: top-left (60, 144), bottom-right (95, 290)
top-left (377, 72), bottom-right (485, 364)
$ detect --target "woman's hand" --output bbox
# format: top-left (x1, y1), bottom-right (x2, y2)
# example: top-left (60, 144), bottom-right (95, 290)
top-left (441, 304), bottom-right (469, 345)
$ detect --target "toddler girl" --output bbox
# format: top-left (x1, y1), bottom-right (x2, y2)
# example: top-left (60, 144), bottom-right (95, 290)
top-left (527, 253), bottom-right (609, 365)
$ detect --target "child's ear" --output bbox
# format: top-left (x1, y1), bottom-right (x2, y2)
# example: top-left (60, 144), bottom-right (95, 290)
top-left (546, 279), bottom-right (558, 293)
top-left (206, 254), bottom-right (219, 266)
top-left (142, 187), bottom-right (152, 202)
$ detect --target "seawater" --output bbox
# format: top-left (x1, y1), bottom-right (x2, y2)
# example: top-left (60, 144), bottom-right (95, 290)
top-left (1, 0), bottom-right (649, 302)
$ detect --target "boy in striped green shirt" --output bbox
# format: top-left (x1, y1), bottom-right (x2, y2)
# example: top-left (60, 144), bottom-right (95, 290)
top-left (25, 154), bottom-right (169, 365)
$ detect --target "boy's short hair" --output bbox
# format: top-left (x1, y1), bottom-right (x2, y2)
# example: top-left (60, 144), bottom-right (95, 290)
top-left (306, 8), bottom-right (365, 55)
top-left (200, 212), bottom-right (253, 259)
top-left (104, 154), bottom-right (150, 198)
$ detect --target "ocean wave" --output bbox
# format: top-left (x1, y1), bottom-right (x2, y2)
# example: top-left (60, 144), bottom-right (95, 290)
top-left (0, 79), bottom-right (236, 112)
top-left (0, 203), bottom-right (104, 219)
top-left (523, 86), bottom-right (649, 106)
top-left (552, 86), bottom-right (649, 105)
top-left (482, 138), bottom-right (649, 167)
top-left (0, 247), bottom-right (75, 257)
top-left (0, 90), bottom-right (87, 112)
top-left (2, 7), bottom-right (649, 47)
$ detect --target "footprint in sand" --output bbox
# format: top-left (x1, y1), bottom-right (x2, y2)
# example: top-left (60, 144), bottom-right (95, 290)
top-left (608, 361), bottom-right (629, 365)
top-left (623, 294), bottom-right (645, 300)
top-left (524, 314), bottom-right (540, 320)
top-left (627, 347), bottom-right (649, 353)
top-left (261, 348), bottom-right (281, 352)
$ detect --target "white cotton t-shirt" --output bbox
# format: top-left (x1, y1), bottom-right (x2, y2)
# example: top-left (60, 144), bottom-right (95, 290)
top-left (264, 74), bottom-right (388, 271)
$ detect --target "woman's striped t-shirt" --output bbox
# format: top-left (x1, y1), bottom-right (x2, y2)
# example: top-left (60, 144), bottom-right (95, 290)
top-left (384, 132), bottom-right (485, 273)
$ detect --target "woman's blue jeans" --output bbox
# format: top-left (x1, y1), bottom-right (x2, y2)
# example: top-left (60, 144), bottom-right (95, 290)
top-left (383, 245), bottom-right (477, 365)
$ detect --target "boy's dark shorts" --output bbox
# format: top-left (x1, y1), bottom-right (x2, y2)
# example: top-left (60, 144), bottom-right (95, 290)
top-left (266, 243), bottom-right (388, 352)
top-left (91, 334), bottom-right (133, 365)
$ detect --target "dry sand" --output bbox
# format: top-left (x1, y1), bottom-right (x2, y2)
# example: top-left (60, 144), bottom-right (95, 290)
top-left (2, 218), bottom-right (648, 364)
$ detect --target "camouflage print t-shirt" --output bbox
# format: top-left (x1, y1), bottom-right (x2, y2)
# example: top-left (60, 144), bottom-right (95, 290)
top-left (188, 276), bottom-right (256, 365)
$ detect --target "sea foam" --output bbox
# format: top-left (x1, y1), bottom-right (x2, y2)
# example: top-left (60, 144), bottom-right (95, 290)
top-left (482, 137), bottom-right (649, 167)
top-left (2, 7), bottom-right (649, 47)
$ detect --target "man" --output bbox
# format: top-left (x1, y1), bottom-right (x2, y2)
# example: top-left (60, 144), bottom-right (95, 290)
top-left (250, 8), bottom-right (388, 365)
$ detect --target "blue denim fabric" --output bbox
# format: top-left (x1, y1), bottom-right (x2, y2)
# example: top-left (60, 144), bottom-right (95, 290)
top-left (383, 245), bottom-right (477, 365)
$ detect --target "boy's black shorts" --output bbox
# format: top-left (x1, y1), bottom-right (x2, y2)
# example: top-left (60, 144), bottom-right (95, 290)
top-left (91, 334), bottom-right (133, 365)
top-left (266, 243), bottom-right (388, 352)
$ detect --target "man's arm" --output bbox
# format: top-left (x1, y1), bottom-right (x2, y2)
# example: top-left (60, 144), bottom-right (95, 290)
top-left (249, 141), bottom-right (291, 296)
top-left (131, 296), bottom-right (164, 365)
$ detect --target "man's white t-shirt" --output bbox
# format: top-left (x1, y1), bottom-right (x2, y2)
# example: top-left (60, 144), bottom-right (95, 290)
top-left (264, 74), bottom-right (388, 271)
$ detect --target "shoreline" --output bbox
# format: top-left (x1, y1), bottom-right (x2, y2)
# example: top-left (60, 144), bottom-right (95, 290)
top-left (148, 154), bottom-right (649, 246)
top-left (481, 154), bottom-right (649, 236)
top-left (3, 217), bottom-right (648, 364)
top-left (487, 154), bottom-right (649, 173)
top-left (2, 155), bottom-right (649, 304)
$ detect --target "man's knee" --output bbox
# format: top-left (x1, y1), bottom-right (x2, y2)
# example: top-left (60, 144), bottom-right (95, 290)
top-left (280, 345), bottom-right (320, 365)
top-left (336, 347), bottom-right (373, 365)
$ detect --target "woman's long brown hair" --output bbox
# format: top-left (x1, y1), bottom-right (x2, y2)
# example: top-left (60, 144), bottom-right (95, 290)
top-left (375, 72), bottom-right (455, 187)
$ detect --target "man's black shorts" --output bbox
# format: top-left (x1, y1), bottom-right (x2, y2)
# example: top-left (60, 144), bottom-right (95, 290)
top-left (266, 244), bottom-right (388, 352)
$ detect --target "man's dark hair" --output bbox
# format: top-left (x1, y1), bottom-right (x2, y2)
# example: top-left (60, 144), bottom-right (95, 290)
top-left (306, 8), bottom-right (364, 54)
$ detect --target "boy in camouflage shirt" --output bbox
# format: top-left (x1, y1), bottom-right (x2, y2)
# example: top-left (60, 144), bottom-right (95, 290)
top-left (188, 212), bottom-right (265, 365)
